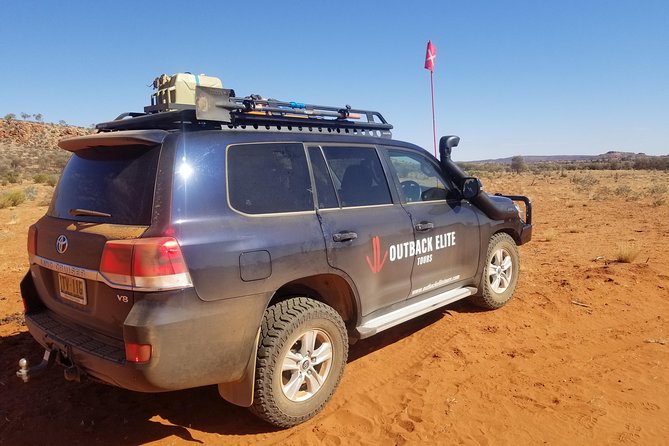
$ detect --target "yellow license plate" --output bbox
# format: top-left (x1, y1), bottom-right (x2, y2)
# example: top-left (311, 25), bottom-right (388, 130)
top-left (58, 273), bottom-right (87, 305)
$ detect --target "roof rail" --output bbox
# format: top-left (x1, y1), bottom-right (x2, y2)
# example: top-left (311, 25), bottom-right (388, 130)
top-left (96, 87), bottom-right (393, 137)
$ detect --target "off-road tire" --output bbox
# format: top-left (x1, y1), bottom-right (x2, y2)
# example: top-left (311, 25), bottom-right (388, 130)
top-left (470, 232), bottom-right (520, 309)
top-left (249, 297), bottom-right (348, 427)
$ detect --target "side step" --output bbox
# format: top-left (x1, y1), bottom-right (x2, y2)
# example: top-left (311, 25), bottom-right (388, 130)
top-left (356, 287), bottom-right (476, 339)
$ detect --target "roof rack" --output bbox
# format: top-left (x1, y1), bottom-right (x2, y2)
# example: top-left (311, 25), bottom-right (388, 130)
top-left (96, 86), bottom-right (393, 138)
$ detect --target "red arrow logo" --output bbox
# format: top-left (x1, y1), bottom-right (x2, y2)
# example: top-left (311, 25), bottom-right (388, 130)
top-left (366, 236), bottom-right (388, 274)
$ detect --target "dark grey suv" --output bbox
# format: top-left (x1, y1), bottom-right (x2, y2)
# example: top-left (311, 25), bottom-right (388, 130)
top-left (18, 85), bottom-right (532, 427)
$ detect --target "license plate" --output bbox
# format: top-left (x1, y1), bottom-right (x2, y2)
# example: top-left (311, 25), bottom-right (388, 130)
top-left (58, 273), bottom-right (87, 305)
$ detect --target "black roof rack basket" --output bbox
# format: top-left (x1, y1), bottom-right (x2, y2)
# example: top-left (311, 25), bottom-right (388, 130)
top-left (96, 86), bottom-right (393, 137)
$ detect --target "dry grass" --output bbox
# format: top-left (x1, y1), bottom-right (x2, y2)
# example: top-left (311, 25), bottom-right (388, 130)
top-left (0, 190), bottom-right (26, 209)
top-left (615, 243), bottom-right (641, 263)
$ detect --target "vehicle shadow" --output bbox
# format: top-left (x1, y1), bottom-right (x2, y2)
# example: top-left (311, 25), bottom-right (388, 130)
top-left (0, 300), bottom-right (484, 444)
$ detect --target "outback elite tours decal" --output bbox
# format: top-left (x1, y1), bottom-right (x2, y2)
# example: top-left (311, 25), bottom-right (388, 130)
top-left (365, 231), bottom-right (456, 273)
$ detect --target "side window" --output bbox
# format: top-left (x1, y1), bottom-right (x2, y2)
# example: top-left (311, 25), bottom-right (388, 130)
top-left (387, 149), bottom-right (456, 202)
top-left (308, 146), bottom-right (339, 209)
top-left (228, 143), bottom-right (313, 214)
top-left (322, 146), bottom-right (392, 207)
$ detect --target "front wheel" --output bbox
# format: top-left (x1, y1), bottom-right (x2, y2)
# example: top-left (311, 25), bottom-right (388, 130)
top-left (470, 233), bottom-right (520, 309)
top-left (250, 297), bottom-right (348, 427)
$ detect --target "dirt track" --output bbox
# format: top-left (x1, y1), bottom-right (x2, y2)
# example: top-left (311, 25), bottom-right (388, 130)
top-left (1, 171), bottom-right (668, 445)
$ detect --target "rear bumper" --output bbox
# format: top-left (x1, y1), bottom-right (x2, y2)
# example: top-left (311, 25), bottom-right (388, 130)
top-left (25, 310), bottom-right (160, 391)
top-left (21, 273), bottom-right (270, 393)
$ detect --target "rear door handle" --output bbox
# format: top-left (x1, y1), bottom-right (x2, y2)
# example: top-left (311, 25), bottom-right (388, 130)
top-left (332, 231), bottom-right (358, 242)
top-left (414, 222), bottom-right (434, 232)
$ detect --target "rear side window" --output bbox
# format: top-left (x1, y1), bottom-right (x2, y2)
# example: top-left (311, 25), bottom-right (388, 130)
top-left (322, 146), bottom-right (392, 207)
top-left (49, 145), bottom-right (160, 225)
top-left (227, 143), bottom-right (313, 214)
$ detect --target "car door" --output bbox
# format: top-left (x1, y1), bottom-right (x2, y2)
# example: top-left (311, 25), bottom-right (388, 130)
top-left (308, 144), bottom-right (415, 317)
top-left (382, 146), bottom-right (481, 298)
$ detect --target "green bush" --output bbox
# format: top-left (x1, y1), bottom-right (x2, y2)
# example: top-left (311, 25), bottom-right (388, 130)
top-left (0, 191), bottom-right (26, 209)
top-left (33, 173), bottom-right (49, 183)
top-left (46, 175), bottom-right (58, 187)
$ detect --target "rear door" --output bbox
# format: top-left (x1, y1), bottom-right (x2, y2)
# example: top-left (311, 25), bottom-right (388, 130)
top-left (309, 145), bottom-right (415, 317)
top-left (31, 138), bottom-right (163, 339)
top-left (382, 147), bottom-right (481, 297)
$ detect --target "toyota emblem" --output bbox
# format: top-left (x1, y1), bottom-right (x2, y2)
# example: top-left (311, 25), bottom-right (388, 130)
top-left (56, 235), bottom-right (68, 254)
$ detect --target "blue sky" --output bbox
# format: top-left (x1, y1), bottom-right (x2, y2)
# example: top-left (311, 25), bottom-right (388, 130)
top-left (1, 1), bottom-right (667, 161)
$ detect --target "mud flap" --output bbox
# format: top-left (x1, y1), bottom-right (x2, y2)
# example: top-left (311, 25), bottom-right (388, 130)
top-left (217, 328), bottom-right (260, 407)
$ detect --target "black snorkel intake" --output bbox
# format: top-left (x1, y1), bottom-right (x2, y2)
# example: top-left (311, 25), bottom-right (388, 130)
top-left (439, 135), bottom-right (520, 222)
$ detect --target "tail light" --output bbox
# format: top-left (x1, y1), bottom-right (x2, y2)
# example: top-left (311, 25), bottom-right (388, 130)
top-left (99, 237), bottom-right (192, 291)
top-left (125, 343), bottom-right (152, 363)
top-left (28, 225), bottom-right (38, 256)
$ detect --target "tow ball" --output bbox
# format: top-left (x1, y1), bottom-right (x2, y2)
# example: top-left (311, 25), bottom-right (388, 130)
top-left (16, 349), bottom-right (56, 383)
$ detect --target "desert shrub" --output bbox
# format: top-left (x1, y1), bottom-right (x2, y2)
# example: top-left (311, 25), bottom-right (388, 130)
top-left (33, 173), bottom-right (49, 183)
top-left (10, 157), bottom-right (24, 169)
top-left (0, 191), bottom-right (26, 208)
top-left (647, 184), bottom-right (668, 195)
top-left (614, 185), bottom-right (632, 198)
top-left (46, 175), bottom-right (58, 187)
top-left (652, 198), bottom-right (666, 207)
top-left (570, 173), bottom-right (599, 191)
top-left (3, 171), bottom-right (21, 184)
top-left (24, 185), bottom-right (38, 201)
top-left (592, 186), bottom-right (611, 201)
top-left (615, 244), bottom-right (640, 263)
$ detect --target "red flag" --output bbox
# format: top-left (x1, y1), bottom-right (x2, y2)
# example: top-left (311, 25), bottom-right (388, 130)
top-left (424, 40), bottom-right (436, 72)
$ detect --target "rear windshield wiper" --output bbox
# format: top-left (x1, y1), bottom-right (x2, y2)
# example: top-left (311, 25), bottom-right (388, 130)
top-left (69, 208), bottom-right (112, 218)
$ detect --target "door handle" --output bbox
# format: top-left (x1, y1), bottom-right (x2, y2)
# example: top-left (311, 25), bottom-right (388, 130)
top-left (414, 222), bottom-right (434, 232)
top-left (332, 231), bottom-right (358, 242)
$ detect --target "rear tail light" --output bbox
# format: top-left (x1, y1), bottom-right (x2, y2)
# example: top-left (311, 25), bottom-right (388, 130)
top-left (99, 237), bottom-right (192, 291)
top-left (28, 225), bottom-right (37, 256)
top-left (125, 343), bottom-right (152, 363)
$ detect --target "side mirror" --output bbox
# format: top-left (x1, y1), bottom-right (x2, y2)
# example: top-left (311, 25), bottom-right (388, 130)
top-left (461, 177), bottom-right (481, 200)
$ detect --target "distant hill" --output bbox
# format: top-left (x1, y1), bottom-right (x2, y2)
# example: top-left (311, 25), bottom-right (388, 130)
top-left (0, 119), bottom-right (92, 181)
top-left (471, 151), bottom-right (650, 164)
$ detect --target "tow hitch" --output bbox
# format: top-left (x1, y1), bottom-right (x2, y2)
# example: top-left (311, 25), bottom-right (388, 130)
top-left (16, 349), bottom-right (56, 383)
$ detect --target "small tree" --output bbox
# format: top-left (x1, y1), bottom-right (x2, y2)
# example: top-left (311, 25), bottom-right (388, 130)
top-left (511, 155), bottom-right (526, 174)
top-left (4, 113), bottom-right (16, 122)
top-left (33, 113), bottom-right (43, 122)
top-left (20, 112), bottom-right (30, 120)
top-left (58, 120), bottom-right (67, 126)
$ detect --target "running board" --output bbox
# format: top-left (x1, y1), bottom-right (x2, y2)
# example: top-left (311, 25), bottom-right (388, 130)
top-left (356, 287), bottom-right (476, 339)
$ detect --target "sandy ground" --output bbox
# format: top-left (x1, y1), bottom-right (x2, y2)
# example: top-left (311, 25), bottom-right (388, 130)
top-left (1, 170), bottom-right (668, 445)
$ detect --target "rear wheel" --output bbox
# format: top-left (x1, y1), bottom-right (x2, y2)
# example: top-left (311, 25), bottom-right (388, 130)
top-left (470, 233), bottom-right (520, 309)
top-left (250, 297), bottom-right (348, 427)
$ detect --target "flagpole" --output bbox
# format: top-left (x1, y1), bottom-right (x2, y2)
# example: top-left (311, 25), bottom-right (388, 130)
top-left (430, 70), bottom-right (437, 157)
top-left (424, 40), bottom-right (438, 157)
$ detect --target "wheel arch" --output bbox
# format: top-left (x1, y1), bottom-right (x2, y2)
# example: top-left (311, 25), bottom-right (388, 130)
top-left (269, 273), bottom-right (359, 329)
top-left (494, 227), bottom-right (521, 245)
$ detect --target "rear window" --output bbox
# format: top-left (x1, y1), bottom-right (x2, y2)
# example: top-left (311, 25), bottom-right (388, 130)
top-left (49, 145), bottom-right (160, 225)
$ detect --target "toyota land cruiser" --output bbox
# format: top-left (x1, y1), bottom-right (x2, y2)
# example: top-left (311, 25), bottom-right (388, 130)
top-left (17, 73), bottom-right (532, 427)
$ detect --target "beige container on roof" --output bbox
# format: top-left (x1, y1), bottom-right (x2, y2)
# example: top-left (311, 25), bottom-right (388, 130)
top-left (146, 73), bottom-right (223, 113)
